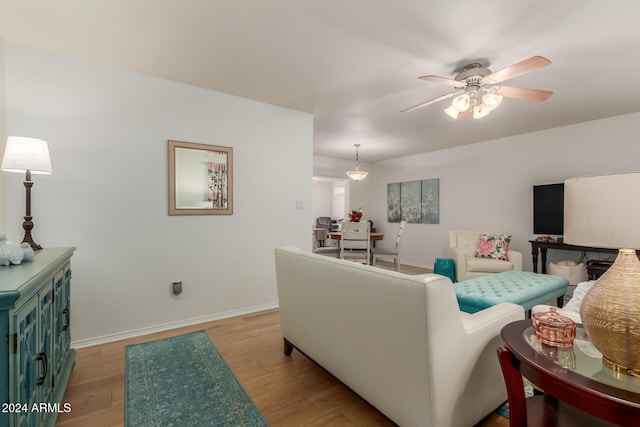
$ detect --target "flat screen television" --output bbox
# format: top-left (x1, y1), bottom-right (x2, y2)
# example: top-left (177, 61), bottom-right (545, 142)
top-left (533, 183), bottom-right (564, 235)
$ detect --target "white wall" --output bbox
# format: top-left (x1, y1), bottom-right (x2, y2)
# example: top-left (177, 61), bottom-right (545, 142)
top-left (2, 44), bottom-right (313, 344)
top-left (311, 178), bottom-right (347, 222)
top-left (368, 113), bottom-right (640, 272)
top-left (331, 181), bottom-right (345, 219)
top-left (312, 180), bottom-right (333, 221)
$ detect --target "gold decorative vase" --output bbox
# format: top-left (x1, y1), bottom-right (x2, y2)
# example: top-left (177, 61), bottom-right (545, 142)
top-left (580, 249), bottom-right (640, 375)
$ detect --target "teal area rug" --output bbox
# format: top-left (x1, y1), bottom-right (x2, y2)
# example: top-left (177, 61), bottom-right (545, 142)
top-left (125, 330), bottom-right (268, 427)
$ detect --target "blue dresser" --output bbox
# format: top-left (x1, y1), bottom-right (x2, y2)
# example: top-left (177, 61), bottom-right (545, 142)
top-left (0, 247), bottom-right (76, 427)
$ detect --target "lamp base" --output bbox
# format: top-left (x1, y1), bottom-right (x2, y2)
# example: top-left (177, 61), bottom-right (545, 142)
top-left (603, 357), bottom-right (640, 379)
top-left (580, 249), bottom-right (640, 376)
top-left (22, 216), bottom-right (42, 250)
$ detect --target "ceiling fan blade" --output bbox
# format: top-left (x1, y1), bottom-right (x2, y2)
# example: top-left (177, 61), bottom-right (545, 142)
top-left (494, 85), bottom-right (553, 102)
top-left (483, 56), bottom-right (551, 84)
top-left (418, 75), bottom-right (463, 87)
top-left (401, 92), bottom-right (458, 113)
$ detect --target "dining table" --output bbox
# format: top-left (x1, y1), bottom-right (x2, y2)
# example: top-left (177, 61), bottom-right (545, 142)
top-left (328, 232), bottom-right (384, 241)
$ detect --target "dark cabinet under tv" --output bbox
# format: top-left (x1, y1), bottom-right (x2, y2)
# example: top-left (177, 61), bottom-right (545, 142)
top-left (530, 240), bottom-right (640, 278)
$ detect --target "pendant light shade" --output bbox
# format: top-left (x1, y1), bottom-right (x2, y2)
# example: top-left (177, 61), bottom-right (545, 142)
top-left (482, 92), bottom-right (503, 111)
top-left (451, 94), bottom-right (471, 112)
top-left (472, 102), bottom-right (490, 119)
top-left (346, 144), bottom-right (368, 182)
top-left (443, 105), bottom-right (460, 119)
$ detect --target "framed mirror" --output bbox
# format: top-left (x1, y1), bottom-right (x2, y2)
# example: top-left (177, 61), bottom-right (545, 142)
top-left (168, 140), bottom-right (233, 215)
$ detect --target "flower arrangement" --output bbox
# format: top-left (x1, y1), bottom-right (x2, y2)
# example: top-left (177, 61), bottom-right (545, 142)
top-left (349, 208), bottom-right (363, 222)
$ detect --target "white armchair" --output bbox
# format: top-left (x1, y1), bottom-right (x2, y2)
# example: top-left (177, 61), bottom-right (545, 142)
top-left (449, 230), bottom-right (523, 282)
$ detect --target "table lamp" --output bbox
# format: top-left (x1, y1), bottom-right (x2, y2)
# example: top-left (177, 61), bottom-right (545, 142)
top-left (1, 136), bottom-right (52, 250)
top-left (563, 172), bottom-right (640, 376)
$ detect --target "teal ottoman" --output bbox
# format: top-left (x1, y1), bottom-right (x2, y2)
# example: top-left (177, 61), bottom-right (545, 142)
top-left (454, 271), bottom-right (568, 314)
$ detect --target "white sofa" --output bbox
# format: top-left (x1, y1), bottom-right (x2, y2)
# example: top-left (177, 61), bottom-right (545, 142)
top-left (274, 247), bottom-right (524, 427)
top-left (448, 230), bottom-right (523, 282)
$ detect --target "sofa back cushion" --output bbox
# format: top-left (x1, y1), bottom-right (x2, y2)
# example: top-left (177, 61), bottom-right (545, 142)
top-left (451, 231), bottom-right (481, 256)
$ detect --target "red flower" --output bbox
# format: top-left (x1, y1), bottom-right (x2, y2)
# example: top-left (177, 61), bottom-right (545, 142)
top-left (349, 209), bottom-right (363, 222)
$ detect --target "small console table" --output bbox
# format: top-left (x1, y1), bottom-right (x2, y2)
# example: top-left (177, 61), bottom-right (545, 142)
top-left (529, 240), bottom-right (628, 275)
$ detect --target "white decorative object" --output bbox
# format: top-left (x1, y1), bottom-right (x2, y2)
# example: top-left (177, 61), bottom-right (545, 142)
top-left (548, 260), bottom-right (588, 285)
top-left (0, 234), bottom-right (34, 265)
top-left (563, 280), bottom-right (596, 312)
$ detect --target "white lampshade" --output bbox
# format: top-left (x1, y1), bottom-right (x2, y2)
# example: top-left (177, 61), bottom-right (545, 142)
top-left (482, 92), bottom-right (503, 111)
top-left (564, 172), bottom-right (640, 249)
top-left (443, 105), bottom-right (460, 119)
top-left (472, 103), bottom-right (490, 119)
top-left (1, 136), bottom-right (52, 174)
top-left (451, 94), bottom-right (470, 112)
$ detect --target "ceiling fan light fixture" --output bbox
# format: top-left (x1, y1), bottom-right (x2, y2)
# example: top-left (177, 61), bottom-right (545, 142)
top-left (403, 56), bottom-right (553, 121)
top-left (444, 105), bottom-right (460, 119)
top-left (473, 103), bottom-right (490, 119)
top-left (346, 144), bottom-right (368, 182)
top-left (482, 92), bottom-right (503, 111)
top-left (451, 94), bottom-right (470, 112)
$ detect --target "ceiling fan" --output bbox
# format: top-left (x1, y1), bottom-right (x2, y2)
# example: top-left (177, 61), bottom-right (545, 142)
top-left (402, 56), bottom-right (553, 119)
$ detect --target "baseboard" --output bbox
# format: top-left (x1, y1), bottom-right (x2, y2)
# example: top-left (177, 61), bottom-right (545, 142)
top-left (71, 302), bottom-right (279, 349)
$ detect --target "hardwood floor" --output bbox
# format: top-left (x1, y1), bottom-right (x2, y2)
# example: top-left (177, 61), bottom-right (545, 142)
top-left (56, 262), bottom-right (509, 427)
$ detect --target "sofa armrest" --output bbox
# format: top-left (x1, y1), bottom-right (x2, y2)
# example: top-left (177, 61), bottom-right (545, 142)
top-left (428, 301), bottom-right (524, 426)
top-left (508, 250), bottom-right (523, 271)
top-left (461, 302), bottom-right (524, 337)
top-left (448, 246), bottom-right (467, 273)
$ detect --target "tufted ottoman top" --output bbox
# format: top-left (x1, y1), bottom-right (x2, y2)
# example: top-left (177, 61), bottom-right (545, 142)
top-left (454, 271), bottom-right (569, 313)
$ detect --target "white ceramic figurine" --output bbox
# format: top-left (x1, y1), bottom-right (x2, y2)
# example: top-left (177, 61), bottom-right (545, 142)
top-left (0, 234), bottom-right (34, 265)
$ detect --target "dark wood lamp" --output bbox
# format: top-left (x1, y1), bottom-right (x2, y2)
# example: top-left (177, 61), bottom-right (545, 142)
top-left (1, 136), bottom-right (52, 250)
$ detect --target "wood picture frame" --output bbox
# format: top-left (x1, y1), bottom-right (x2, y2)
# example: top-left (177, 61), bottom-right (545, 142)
top-left (168, 140), bottom-right (233, 215)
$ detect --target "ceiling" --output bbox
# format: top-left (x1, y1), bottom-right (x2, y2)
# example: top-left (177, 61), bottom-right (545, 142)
top-left (1, 0), bottom-right (640, 163)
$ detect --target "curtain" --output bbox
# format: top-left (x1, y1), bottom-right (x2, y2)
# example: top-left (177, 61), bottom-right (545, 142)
top-left (207, 161), bottom-right (228, 209)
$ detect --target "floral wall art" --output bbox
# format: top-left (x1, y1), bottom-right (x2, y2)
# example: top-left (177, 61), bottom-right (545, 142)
top-left (387, 178), bottom-right (439, 224)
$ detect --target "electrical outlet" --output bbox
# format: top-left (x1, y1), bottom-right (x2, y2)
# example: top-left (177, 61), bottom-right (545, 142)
top-left (171, 281), bottom-right (182, 297)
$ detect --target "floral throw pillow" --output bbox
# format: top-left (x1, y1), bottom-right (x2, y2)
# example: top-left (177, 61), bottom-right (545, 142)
top-left (475, 234), bottom-right (512, 261)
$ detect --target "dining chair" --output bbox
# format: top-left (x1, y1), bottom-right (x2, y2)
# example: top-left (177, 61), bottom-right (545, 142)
top-left (314, 227), bottom-right (329, 247)
top-left (372, 220), bottom-right (406, 271)
top-left (312, 224), bottom-right (340, 257)
top-left (340, 220), bottom-right (371, 265)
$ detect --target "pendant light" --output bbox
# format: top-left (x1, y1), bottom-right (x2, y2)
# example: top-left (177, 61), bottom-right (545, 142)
top-left (346, 144), bottom-right (368, 182)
